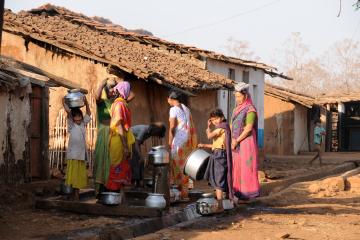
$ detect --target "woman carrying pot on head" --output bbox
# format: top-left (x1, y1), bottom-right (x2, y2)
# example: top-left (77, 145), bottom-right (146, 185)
top-left (167, 90), bottom-right (197, 200)
top-left (93, 75), bottom-right (135, 196)
top-left (230, 82), bottom-right (260, 203)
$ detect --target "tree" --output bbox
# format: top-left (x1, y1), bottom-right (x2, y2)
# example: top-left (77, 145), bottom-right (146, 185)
top-left (268, 32), bottom-right (319, 94)
top-left (268, 34), bottom-right (360, 96)
top-left (354, 0), bottom-right (360, 10)
top-left (224, 37), bottom-right (260, 61)
top-left (321, 39), bottom-right (360, 94)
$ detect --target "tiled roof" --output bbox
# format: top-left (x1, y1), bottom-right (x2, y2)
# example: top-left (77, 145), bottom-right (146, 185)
top-left (315, 95), bottom-right (360, 104)
top-left (265, 84), bottom-right (315, 108)
top-left (4, 4), bottom-right (290, 91)
top-left (4, 5), bottom-right (238, 90)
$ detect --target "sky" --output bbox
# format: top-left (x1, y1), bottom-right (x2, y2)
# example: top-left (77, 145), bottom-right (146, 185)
top-left (6, 0), bottom-right (360, 66)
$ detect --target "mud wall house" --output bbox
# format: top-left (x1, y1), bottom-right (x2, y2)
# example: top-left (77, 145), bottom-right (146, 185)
top-left (0, 56), bottom-right (79, 184)
top-left (315, 95), bottom-right (360, 152)
top-left (264, 84), bottom-right (316, 155)
top-left (2, 5), bottom-right (286, 170)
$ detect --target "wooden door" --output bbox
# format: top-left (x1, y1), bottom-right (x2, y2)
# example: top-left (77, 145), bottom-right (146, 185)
top-left (30, 85), bottom-right (49, 179)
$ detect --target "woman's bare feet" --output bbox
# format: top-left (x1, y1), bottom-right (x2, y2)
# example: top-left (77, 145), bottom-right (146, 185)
top-left (216, 199), bottom-right (224, 213)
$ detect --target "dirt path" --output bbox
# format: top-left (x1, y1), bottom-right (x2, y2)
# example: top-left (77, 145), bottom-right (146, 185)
top-left (0, 208), bottom-right (131, 240)
top-left (136, 175), bottom-right (360, 240)
top-left (137, 208), bottom-right (360, 240)
top-left (1, 162), bottom-right (359, 240)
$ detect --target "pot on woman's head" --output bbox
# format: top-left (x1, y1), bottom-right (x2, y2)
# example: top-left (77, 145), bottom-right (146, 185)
top-left (104, 76), bottom-right (124, 100)
top-left (234, 82), bottom-right (250, 105)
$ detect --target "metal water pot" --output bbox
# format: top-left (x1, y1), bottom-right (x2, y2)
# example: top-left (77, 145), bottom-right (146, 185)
top-left (145, 193), bottom-right (167, 209)
top-left (148, 145), bottom-right (169, 165)
top-left (100, 192), bottom-right (122, 205)
top-left (196, 193), bottom-right (219, 215)
top-left (60, 180), bottom-right (73, 195)
top-left (64, 89), bottom-right (85, 108)
top-left (184, 149), bottom-right (210, 180)
top-left (170, 185), bottom-right (181, 203)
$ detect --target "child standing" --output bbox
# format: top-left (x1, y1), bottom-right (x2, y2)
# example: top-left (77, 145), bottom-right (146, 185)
top-left (309, 119), bottom-right (326, 165)
top-left (198, 109), bottom-right (232, 211)
top-left (62, 95), bottom-right (91, 200)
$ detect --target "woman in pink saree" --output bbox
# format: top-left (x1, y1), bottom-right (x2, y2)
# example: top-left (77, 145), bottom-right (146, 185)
top-left (230, 82), bottom-right (260, 201)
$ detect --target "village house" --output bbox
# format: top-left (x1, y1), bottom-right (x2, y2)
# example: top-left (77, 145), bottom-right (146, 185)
top-left (264, 84), bottom-right (360, 155)
top-left (0, 56), bottom-right (81, 184)
top-left (264, 84), bottom-right (315, 155)
top-left (2, 5), bottom-right (286, 173)
top-left (316, 95), bottom-right (360, 152)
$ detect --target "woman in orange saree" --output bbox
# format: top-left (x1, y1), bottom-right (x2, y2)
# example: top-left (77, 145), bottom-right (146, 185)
top-left (107, 81), bottom-right (135, 191)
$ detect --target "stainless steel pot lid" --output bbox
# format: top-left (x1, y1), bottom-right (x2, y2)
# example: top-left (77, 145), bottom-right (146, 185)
top-left (101, 192), bottom-right (120, 196)
top-left (201, 192), bottom-right (215, 198)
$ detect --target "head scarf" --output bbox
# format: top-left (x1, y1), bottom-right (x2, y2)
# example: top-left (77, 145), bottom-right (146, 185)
top-left (114, 81), bottom-right (131, 100)
top-left (234, 82), bottom-right (250, 92)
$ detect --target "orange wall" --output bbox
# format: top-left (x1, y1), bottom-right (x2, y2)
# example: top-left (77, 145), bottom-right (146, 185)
top-left (264, 95), bottom-right (295, 155)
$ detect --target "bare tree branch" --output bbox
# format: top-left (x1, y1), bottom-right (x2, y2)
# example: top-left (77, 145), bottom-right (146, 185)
top-left (337, 0), bottom-right (342, 17)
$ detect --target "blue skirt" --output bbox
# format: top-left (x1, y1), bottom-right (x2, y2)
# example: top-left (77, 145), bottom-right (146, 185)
top-left (204, 149), bottom-right (228, 191)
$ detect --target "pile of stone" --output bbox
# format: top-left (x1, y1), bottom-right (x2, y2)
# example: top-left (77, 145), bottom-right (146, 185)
top-left (308, 167), bottom-right (360, 197)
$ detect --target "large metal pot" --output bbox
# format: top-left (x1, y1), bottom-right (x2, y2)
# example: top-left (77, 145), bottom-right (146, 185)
top-left (101, 192), bottom-right (122, 205)
top-left (64, 89), bottom-right (85, 108)
top-left (184, 149), bottom-right (210, 180)
top-left (148, 145), bottom-right (169, 165)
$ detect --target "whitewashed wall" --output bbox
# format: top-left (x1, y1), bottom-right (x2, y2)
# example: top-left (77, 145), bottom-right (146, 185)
top-left (0, 89), bottom-right (31, 184)
top-left (294, 105), bottom-right (309, 154)
top-left (206, 59), bottom-right (265, 148)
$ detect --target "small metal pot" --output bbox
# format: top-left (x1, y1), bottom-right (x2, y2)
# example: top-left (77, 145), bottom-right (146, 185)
top-left (148, 145), bottom-right (169, 165)
top-left (196, 193), bottom-right (219, 215)
top-left (170, 185), bottom-right (181, 203)
top-left (184, 149), bottom-right (210, 180)
top-left (60, 181), bottom-right (73, 195)
top-left (101, 192), bottom-right (122, 205)
top-left (145, 193), bottom-right (166, 209)
top-left (65, 90), bottom-right (85, 108)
